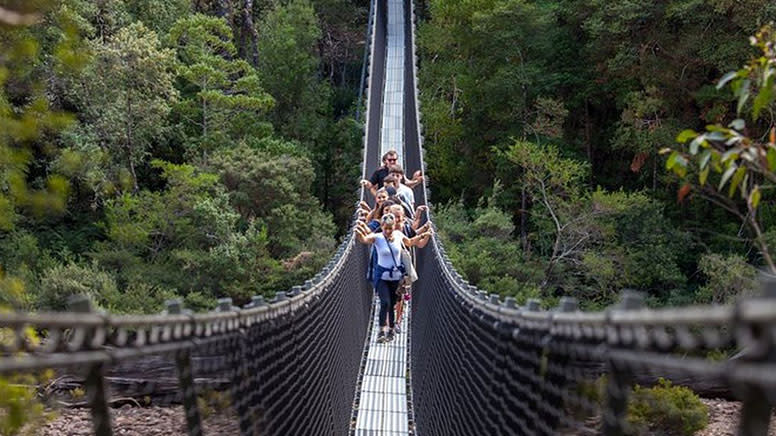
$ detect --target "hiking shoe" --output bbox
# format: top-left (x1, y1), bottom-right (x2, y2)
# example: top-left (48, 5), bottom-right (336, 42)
top-left (386, 329), bottom-right (395, 342)
top-left (376, 331), bottom-right (387, 343)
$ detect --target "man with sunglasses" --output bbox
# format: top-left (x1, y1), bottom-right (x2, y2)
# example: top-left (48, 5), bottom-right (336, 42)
top-left (361, 149), bottom-right (424, 197)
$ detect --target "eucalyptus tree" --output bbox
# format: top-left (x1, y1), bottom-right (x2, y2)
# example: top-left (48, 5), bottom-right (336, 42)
top-left (74, 22), bottom-right (178, 192)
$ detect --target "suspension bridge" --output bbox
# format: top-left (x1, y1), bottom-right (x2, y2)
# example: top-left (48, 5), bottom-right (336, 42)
top-left (1, 0), bottom-right (775, 435)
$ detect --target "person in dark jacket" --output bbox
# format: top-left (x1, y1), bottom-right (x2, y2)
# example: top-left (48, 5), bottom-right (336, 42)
top-left (361, 149), bottom-right (424, 197)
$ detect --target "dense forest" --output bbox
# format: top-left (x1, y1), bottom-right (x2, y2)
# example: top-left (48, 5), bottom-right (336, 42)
top-left (417, 0), bottom-right (776, 308)
top-left (0, 0), bottom-right (368, 312)
top-left (3, 0), bottom-right (776, 314)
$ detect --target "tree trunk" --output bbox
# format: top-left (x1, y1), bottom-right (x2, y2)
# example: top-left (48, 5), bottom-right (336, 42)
top-left (126, 93), bottom-right (138, 192)
top-left (238, 0), bottom-right (259, 66)
top-left (520, 186), bottom-right (528, 253)
top-left (748, 212), bottom-right (776, 273)
top-left (202, 96), bottom-right (208, 138)
top-left (584, 99), bottom-right (592, 165)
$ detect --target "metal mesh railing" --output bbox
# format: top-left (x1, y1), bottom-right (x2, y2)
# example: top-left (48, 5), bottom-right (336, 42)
top-left (0, 230), bottom-right (372, 436)
top-left (1, 0), bottom-right (381, 433)
top-left (409, 238), bottom-right (776, 435)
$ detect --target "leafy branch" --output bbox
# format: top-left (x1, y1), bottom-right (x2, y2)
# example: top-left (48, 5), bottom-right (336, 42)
top-left (665, 24), bottom-right (776, 272)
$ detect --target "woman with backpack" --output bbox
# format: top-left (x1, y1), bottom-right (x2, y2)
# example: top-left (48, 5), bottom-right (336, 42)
top-left (355, 213), bottom-right (433, 343)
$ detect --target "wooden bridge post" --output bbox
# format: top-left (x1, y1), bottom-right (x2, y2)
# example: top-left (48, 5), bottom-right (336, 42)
top-left (735, 274), bottom-right (776, 436)
top-left (218, 298), bottom-right (254, 436)
top-left (68, 295), bottom-right (113, 436)
top-left (167, 300), bottom-right (203, 436)
top-left (602, 290), bottom-right (643, 436)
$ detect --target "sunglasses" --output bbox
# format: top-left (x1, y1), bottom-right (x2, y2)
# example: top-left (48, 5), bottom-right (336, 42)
top-left (386, 158), bottom-right (397, 162)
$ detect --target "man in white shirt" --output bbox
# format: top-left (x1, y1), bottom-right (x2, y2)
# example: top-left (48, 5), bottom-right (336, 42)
top-left (388, 165), bottom-right (415, 219)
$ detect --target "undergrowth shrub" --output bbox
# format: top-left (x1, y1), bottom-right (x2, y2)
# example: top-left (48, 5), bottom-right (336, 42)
top-left (0, 375), bottom-right (50, 435)
top-left (0, 327), bottom-right (55, 435)
top-left (626, 378), bottom-right (708, 436)
top-left (36, 262), bottom-right (121, 311)
top-left (197, 389), bottom-right (231, 419)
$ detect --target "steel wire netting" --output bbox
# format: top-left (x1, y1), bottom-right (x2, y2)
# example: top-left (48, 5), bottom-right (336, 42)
top-left (408, 238), bottom-right (776, 436)
top-left (0, 231), bottom-right (373, 436)
top-left (0, 0), bottom-right (382, 432)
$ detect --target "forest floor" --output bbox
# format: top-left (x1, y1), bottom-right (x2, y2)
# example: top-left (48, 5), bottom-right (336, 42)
top-left (697, 398), bottom-right (776, 436)
top-left (35, 398), bottom-right (775, 435)
top-left (37, 405), bottom-right (238, 435)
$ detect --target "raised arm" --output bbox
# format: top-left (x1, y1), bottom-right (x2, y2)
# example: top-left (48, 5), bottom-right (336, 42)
top-left (360, 179), bottom-right (378, 198)
top-left (412, 205), bottom-right (428, 230)
top-left (404, 170), bottom-right (424, 189)
top-left (355, 220), bottom-right (378, 244)
top-left (403, 228), bottom-right (433, 249)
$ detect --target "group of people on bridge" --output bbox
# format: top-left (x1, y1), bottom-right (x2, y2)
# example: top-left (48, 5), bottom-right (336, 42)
top-left (355, 150), bottom-right (434, 343)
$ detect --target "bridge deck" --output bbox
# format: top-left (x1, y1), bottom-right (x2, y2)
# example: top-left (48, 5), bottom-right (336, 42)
top-left (380, 0), bottom-right (405, 166)
top-left (353, 298), bottom-right (410, 435)
top-left (354, 0), bottom-right (413, 433)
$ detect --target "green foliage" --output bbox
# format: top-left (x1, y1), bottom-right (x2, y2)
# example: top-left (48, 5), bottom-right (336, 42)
top-left (169, 14), bottom-right (274, 155)
top-left (92, 160), bottom-right (247, 301)
top-left (437, 140), bottom-right (687, 308)
top-left (70, 22), bottom-right (178, 191)
top-left (0, 231), bottom-right (58, 309)
top-left (627, 379), bottom-right (708, 436)
top-left (418, 0), bottom-right (559, 203)
top-left (669, 24), bottom-right (776, 273)
top-left (420, 1), bottom-right (776, 306)
top-left (434, 197), bottom-right (543, 304)
top-left (0, 0), bottom-right (366, 316)
top-left (696, 253), bottom-right (757, 304)
top-left (587, 190), bottom-right (687, 304)
top-left (115, 282), bottom-right (180, 314)
top-left (86, 153), bottom-right (335, 304)
top-left (208, 144), bottom-right (336, 258)
top-left (36, 262), bottom-right (121, 311)
top-left (100, 160), bottom-right (236, 257)
top-left (257, 0), bottom-right (330, 142)
top-left (0, 373), bottom-right (51, 435)
top-left (125, 0), bottom-right (191, 33)
top-left (0, 6), bottom-right (81, 230)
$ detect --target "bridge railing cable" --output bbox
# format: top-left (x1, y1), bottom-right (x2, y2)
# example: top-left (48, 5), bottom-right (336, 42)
top-left (412, 235), bottom-right (776, 435)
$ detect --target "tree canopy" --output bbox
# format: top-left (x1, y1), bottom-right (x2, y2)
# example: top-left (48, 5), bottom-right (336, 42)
top-left (0, 0), bottom-right (368, 313)
top-left (421, 0), bottom-right (776, 307)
